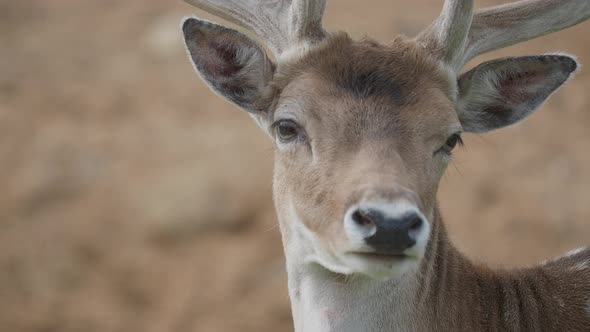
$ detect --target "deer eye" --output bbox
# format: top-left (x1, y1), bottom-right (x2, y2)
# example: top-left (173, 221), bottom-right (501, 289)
top-left (273, 119), bottom-right (304, 143)
top-left (438, 133), bottom-right (463, 155)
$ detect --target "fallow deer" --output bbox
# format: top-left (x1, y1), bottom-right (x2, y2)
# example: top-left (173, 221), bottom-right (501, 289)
top-left (180, 0), bottom-right (590, 330)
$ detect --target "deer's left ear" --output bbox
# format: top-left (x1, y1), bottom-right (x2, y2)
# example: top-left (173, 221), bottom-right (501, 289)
top-left (182, 18), bottom-right (276, 115)
top-left (456, 55), bottom-right (579, 133)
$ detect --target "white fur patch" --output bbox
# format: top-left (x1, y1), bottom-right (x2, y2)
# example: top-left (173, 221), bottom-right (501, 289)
top-left (542, 247), bottom-right (588, 266)
top-left (296, 278), bottom-right (332, 332)
top-left (572, 260), bottom-right (590, 272)
top-left (565, 247), bottom-right (586, 258)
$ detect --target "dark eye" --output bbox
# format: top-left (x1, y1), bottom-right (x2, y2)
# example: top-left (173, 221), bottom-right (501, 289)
top-left (440, 133), bottom-right (463, 154)
top-left (274, 119), bottom-right (303, 143)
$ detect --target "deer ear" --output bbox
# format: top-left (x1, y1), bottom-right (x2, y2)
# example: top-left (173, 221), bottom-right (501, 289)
top-left (456, 55), bottom-right (578, 133)
top-left (182, 18), bottom-right (276, 114)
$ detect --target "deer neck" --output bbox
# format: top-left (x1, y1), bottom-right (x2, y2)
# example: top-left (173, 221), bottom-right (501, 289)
top-left (280, 204), bottom-right (466, 332)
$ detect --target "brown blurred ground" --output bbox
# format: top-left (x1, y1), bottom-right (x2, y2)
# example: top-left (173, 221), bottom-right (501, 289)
top-left (0, 1), bottom-right (589, 331)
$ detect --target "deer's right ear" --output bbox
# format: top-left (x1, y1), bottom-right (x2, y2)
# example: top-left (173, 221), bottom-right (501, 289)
top-left (182, 18), bottom-right (276, 115)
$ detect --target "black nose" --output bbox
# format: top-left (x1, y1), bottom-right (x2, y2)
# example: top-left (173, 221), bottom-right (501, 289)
top-left (351, 208), bottom-right (423, 255)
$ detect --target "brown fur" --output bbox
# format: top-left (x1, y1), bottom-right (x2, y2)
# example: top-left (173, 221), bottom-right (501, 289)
top-left (272, 34), bottom-right (459, 246)
top-left (182, 2), bottom-right (590, 329)
top-left (270, 33), bottom-right (590, 331)
top-left (417, 208), bottom-right (590, 331)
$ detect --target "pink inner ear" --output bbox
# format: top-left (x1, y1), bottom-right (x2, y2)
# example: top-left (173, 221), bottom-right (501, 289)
top-left (204, 40), bottom-right (242, 77)
top-left (498, 69), bottom-right (549, 105)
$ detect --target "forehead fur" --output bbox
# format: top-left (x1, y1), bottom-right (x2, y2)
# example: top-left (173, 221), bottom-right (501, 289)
top-left (273, 33), bottom-right (454, 105)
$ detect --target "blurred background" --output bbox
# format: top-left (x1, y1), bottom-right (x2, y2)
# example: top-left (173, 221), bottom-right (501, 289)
top-left (1, 0), bottom-right (589, 331)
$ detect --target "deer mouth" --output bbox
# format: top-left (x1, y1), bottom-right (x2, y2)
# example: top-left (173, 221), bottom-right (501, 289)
top-left (341, 251), bottom-right (421, 280)
top-left (349, 252), bottom-right (410, 262)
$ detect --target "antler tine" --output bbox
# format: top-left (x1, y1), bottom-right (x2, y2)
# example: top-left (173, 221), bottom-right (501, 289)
top-left (289, 0), bottom-right (327, 43)
top-left (417, 0), bottom-right (474, 71)
top-left (419, 0), bottom-right (590, 71)
top-left (463, 0), bottom-right (590, 67)
top-left (183, 0), bottom-right (327, 57)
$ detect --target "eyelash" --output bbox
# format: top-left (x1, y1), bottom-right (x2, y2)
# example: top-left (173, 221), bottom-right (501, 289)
top-left (271, 119), bottom-right (462, 160)
top-left (437, 133), bottom-right (464, 156)
top-left (272, 119), bottom-right (306, 143)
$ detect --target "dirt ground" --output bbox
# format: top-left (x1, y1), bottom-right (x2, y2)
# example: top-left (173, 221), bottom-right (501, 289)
top-left (1, 1), bottom-right (589, 331)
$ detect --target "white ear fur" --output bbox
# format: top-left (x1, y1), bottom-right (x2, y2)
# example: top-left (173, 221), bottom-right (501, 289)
top-left (456, 54), bottom-right (579, 133)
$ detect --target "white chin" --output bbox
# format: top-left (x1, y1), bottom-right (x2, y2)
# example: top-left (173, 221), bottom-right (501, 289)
top-left (342, 254), bottom-right (421, 280)
top-left (307, 250), bottom-right (421, 280)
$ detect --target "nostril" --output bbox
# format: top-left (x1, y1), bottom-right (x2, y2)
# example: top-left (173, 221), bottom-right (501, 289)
top-left (408, 216), bottom-right (423, 232)
top-left (351, 209), bottom-right (375, 227)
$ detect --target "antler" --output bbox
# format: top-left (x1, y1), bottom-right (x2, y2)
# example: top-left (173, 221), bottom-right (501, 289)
top-left (418, 0), bottom-right (474, 70)
top-left (419, 0), bottom-right (590, 71)
top-left (183, 0), bottom-right (327, 56)
top-left (465, 0), bottom-right (590, 65)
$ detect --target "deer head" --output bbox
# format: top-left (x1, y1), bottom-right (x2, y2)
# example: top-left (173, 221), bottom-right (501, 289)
top-left (181, 0), bottom-right (587, 281)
